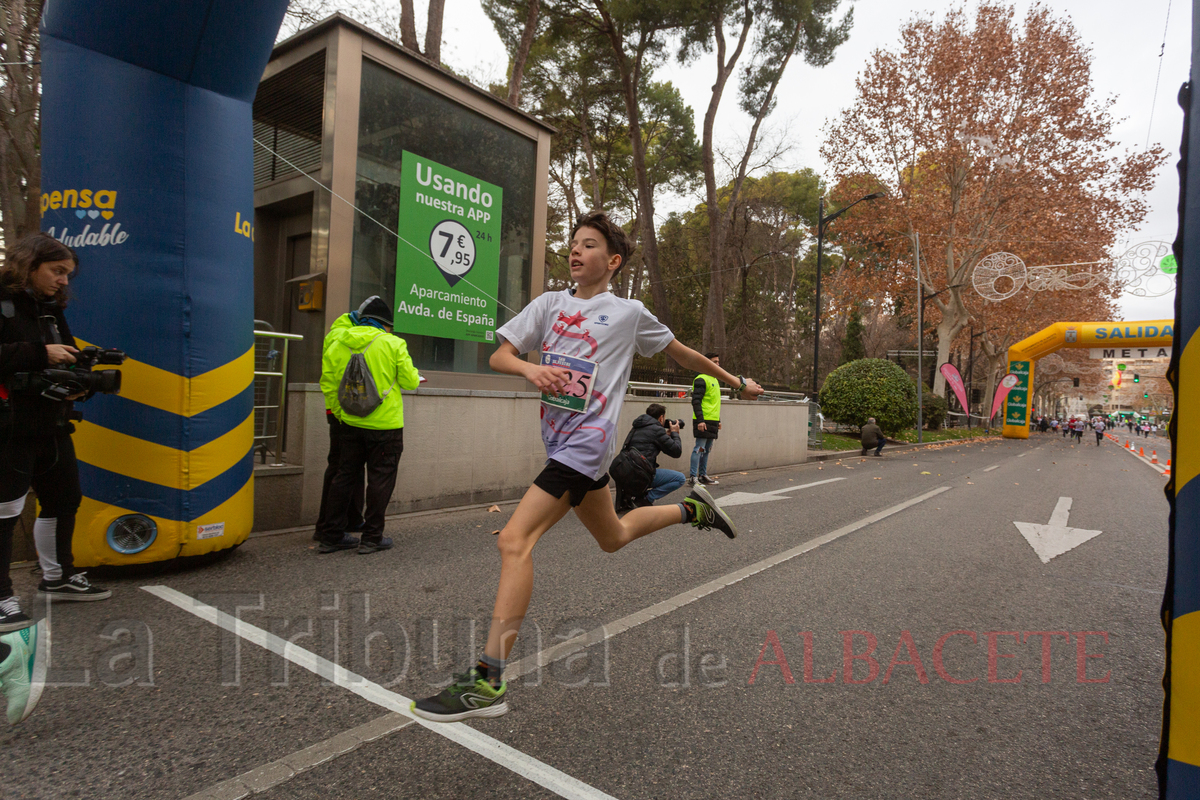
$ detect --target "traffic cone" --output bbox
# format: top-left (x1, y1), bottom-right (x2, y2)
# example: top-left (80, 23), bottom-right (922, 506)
top-left (1152, 450), bottom-right (1158, 464)
top-left (1165, 459), bottom-right (1172, 476)
top-left (1139, 446), bottom-right (1145, 457)
top-left (1125, 439), bottom-right (1131, 449)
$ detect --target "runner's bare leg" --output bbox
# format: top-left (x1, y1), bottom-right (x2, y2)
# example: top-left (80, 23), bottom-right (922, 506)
top-left (484, 485), bottom-right (685, 662)
top-left (484, 484), bottom-right (572, 662)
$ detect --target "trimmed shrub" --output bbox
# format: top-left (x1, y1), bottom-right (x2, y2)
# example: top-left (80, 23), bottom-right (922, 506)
top-left (819, 359), bottom-right (918, 436)
top-left (917, 382), bottom-right (947, 430)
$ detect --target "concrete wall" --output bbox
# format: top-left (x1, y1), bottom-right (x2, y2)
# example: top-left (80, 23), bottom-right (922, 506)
top-left (250, 385), bottom-right (809, 531)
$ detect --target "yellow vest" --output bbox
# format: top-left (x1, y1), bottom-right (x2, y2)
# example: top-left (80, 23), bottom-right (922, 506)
top-left (692, 374), bottom-right (721, 422)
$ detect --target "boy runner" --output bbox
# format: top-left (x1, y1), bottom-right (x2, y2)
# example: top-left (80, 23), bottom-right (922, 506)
top-left (411, 212), bottom-right (763, 722)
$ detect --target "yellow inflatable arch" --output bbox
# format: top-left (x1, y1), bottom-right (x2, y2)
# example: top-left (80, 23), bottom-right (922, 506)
top-left (1001, 320), bottom-right (1174, 439)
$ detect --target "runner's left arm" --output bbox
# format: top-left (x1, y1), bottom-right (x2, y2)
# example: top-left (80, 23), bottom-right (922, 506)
top-left (662, 339), bottom-right (763, 399)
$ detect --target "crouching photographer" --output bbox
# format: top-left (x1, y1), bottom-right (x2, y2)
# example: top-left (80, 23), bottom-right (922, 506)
top-left (611, 403), bottom-right (687, 514)
top-left (0, 233), bottom-right (116, 631)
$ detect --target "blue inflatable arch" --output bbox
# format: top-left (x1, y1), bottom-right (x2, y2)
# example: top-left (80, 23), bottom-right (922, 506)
top-left (38, 0), bottom-right (289, 564)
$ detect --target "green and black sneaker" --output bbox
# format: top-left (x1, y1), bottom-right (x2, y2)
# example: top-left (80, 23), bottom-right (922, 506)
top-left (411, 667), bottom-right (508, 722)
top-left (684, 484), bottom-right (738, 539)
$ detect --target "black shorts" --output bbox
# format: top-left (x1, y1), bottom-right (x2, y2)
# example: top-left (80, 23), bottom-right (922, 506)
top-left (533, 460), bottom-right (610, 506)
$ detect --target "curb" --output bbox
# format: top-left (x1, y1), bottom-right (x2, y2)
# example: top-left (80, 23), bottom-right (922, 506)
top-left (807, 433), bottom-right (1001, 461)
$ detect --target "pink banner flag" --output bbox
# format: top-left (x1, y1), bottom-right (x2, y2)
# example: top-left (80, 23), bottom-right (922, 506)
top-left (939, 363), bottom-right (970, 418)
top-left (990, 373), bottom-right (1020, 420)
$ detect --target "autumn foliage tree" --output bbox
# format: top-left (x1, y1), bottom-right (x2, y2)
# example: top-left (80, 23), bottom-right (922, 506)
top-left (821, 2), bottom-right (1164, 398)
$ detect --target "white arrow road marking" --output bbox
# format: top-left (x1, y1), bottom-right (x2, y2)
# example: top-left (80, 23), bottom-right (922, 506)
top-left (1013, 497), bottom-right (1103, 564)
top-left (712, 477), bottom-right (845, 507)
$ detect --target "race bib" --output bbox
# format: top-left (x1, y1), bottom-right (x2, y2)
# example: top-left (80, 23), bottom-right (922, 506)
top-left (540, 352), bottom-right (598, 413)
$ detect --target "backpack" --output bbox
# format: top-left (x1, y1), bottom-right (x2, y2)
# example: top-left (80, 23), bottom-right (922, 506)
top-left (337, 334), bottom-right (397, 417)
top-left (609, 427), bottom-right (656, 497)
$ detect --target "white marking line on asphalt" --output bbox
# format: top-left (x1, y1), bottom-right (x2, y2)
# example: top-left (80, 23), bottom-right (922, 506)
top-left (1017, 453), bottom-right (1026, 458)
top-left (1115, 439), bottom-right (1170, 475)
top-left (504, 485), bottom-right (953, 680)
top-left (983, 465), bottom-right (999, 472)
top-left (180, 712), bottom-right (412, 800)
top-left (142, 586), bottom-right (618, 800)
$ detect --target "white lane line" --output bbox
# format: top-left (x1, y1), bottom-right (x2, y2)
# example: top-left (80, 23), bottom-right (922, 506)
top-left (504, 485), bottom-right (952, 680)
top-left (1017, 453), bottom-right (1026, 458)
top-left (181, 713), bottom-right (412, 800)
top-left (983, 465), bottom-right (1000, 472)
top-left (143, 586), bottom-right (618, 800)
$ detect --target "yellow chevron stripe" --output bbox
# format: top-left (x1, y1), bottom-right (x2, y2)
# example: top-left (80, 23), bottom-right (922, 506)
top-left (72, 476), bottom-right (252, 567)
top-left (1170, 610), bottom-right (1200, 767)
top-left (179, 477), bottom-right (254, 557)
top-left (1179, 338), bottom-right (1200, 493)
top-left (73, 414), bottom-right (254, 490)
top-left (76, 339), bottom-right (254, 416)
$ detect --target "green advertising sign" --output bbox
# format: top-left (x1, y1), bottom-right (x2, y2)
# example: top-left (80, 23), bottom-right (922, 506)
top-left (1004, 361), bottom-right (1030, 424)
top-left (393, 151), bottom-right (502, 343)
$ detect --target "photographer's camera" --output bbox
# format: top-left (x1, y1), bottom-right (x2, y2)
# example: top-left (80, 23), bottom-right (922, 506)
top-left (9, 346), bottom-right (127, 401)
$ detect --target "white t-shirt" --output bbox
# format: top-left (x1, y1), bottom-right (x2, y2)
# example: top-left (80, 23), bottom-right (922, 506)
top-left (497, 289), bottom-right (676, 479)
top-left (1094, 420), bottom-right (1106, 432)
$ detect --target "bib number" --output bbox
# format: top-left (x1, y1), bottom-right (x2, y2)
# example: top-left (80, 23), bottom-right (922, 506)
top-left (540, 352), bottom-right (597, 413)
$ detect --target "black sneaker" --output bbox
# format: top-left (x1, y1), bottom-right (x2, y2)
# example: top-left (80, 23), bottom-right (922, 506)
top-left (358, 537), bottom-right (393, 555)
top-left (318, 534), bottom-right (360, 553)
top-left (37, 573), bottom-right (112, 602)
top-left (698, 475), bottom-right (719, 485)
top-left (0, 596), bottom-right (32, 633)
top-left (686, 476), bottom-right (696, 487)
top-left (411, 667), bottom-right (509, 722)
top-left (683, 485), bottom-right (738, 539)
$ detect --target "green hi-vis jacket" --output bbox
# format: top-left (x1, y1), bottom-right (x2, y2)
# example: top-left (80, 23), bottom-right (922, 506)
top-left (320, 313), bottom-right (421, 430)
top-left (691, 373), bottom-right (722, 439)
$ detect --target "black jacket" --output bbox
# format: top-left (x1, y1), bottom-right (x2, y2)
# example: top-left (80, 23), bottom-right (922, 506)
top-left (625, 414), bottom-right (682, 469)
top-left (0, 286), bottom-right (79, 431)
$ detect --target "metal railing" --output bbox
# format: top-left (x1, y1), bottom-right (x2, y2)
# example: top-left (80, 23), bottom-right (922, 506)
top-left (625, 381), bottom-right (809, 403)
top-left (626, 380), bottom-right (819, 448)
top-left (254, 329), bottom-right (304, 465)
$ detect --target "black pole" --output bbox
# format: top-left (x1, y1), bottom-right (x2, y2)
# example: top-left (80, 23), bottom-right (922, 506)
top-left (813, 197), bottom-right (824, 397)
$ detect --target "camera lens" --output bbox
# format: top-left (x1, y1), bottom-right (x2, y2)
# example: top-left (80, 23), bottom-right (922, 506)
top-left (91, 369), bottom-right (122, 395)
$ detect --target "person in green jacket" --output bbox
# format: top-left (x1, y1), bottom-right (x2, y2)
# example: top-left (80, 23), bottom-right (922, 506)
top-left (316, 297), bottom-right (420, 554)
top-left (689, 352), bottom-right (725, 486)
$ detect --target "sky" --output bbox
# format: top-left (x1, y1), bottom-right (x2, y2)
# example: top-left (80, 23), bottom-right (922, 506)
top-left (411, 0), bottom-right (1188, 322)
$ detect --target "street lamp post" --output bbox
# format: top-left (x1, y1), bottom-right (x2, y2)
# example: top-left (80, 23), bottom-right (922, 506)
top-left (813, 191), bottom-right (885, 396)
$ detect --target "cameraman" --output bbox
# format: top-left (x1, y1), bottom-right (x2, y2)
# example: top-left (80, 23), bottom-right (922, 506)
top-left (0, 233), bottom-right (110, 631)
top-left (615, 403), bottom-right (686, 513)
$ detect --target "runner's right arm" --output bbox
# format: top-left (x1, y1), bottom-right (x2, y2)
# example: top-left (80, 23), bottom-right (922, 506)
top-left (489, 341), bottom-right (571, 396)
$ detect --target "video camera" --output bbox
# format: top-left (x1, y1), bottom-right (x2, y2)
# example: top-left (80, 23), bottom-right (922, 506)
top-left (663, 418), bottom-right (686, 429)
top-left (8, 346), bottom-right (127, 401)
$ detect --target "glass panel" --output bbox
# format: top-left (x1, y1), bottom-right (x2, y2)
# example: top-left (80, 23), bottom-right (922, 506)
top-left (352, 58), bottom-right (537, 374)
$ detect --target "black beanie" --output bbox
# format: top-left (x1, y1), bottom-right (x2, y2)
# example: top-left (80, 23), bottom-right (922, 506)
top-left (357, 295), bottom-right (393, 326)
